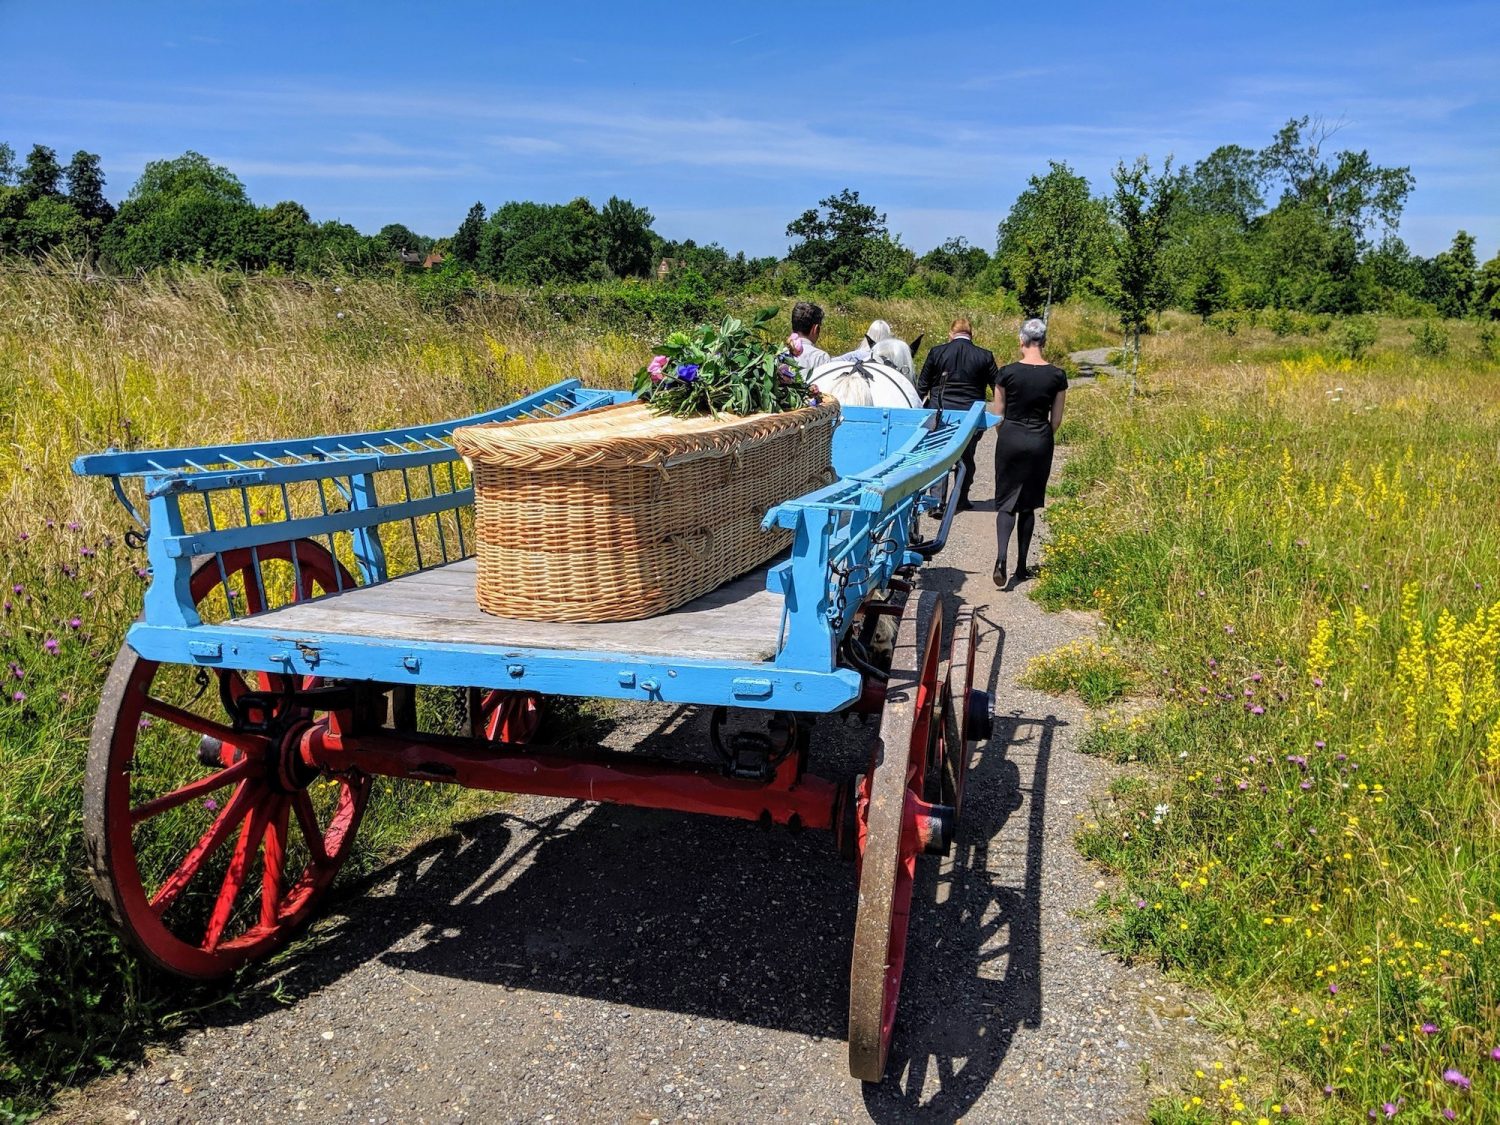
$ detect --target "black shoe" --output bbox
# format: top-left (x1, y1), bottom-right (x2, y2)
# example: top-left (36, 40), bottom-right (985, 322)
top-left (956, 498), bottom-right (975, 512)
top-left (1013, 566), bottom-right (1032, 584)
top-left (992, 562), bottom-right (1006, 588)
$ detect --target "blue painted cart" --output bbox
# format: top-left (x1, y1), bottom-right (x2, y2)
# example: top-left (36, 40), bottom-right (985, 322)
top-left (74, 378), bottom-right (994, 1081)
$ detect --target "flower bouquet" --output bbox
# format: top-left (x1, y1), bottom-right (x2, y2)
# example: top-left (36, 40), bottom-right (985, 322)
top-left (633, 306), bottom-right (821, 417)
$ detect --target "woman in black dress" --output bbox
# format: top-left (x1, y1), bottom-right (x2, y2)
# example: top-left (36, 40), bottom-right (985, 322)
top-left (992, 318), bottom-right (1067, 589)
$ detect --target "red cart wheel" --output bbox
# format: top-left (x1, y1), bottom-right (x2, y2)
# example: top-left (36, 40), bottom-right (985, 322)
top-left (938, 603), bottom-right (982, 818)
top-left (848, 588), bottom-right (943, 1082)
top-left (84, 541), bottom-right (370, 979)
top-left (475, 689), bottom-right (544, 743)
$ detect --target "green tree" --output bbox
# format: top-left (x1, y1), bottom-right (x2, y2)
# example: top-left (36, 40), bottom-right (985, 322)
top-left (99, 151), bottom-right (263, 270)
top-left (1259, 116), bottom-right (1413, 248)
top-left (1110, 155), bottom-right (1179, 378)
top-left (13, 195), bottom-right (91, 256)
top-left (996, 161), bottom-right (1110, 317)
top-left (920, 236), bottom-right (990, 284)
top-left (1183, 144), bottom-right (1263, 227)
top-left (1249, 201), bottom-right (1359, 312)
top-left (479, 197), bottom-right (603, 284)
top-left (450, 201), bottom-right (486, 265)
top-left (599, 196), bottom-right (655, 278)
top-left (19, 144), bottom-right (63, 199)
top-left (1476, 249), bottom-right (1500, 321)
top-left (0, 143), bottom-right (16, 185)
top-left (258, 200), bottom-right (314, 270)
top-left (63, 151), bottom-right (114, 222)
top-left (785, 188), bottom-right (892, 286)
top-left (1427, 230), bottom-right (1478, 317)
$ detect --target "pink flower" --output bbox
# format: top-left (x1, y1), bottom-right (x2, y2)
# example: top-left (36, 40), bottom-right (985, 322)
top-left (10, 691), bottom-right (24, 703)
top-left (646, 355), bottom-right (669, 376)
top-left (786, 332), bottom-right (804, 357)
top-left (1421, 1022), bottom-right (1438, 1034)
top-left (1328, 982), bottom-right (1338, 994)
top-left (1489, 1047), bottom-right (1500, 1061)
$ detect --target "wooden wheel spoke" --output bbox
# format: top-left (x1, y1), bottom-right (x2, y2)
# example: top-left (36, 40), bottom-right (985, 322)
top-left (129, 756), bottom-right (257, 824)
top-left (148, 781), bottom-right (257, 912)
top-left (292, 790), bottom-right (330, 866)
top-left (261, 799), bottom-right (290, 929)
top-left (203, 796), bottom-right (274, 951)
top-left (139, 694), bottom-right (268, 753)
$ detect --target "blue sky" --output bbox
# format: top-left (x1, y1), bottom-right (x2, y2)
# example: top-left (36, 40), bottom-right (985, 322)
top-left (3, 0), bottom-right (1497, 258)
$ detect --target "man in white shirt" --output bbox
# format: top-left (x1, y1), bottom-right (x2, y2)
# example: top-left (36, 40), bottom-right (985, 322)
top-left (788, 300), bottom-right (831, 374)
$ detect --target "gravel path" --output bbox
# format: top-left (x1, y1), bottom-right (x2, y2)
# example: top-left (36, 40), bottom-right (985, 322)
top-left (51, 400), bottom-right (1222, 1124)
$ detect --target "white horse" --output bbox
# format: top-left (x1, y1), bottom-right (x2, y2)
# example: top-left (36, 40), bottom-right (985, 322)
top-left (810, 336), bottom-right (924, 409)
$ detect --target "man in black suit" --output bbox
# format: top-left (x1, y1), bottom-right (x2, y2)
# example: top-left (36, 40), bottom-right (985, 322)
top-left (917, 316), bottom-right (999, 510)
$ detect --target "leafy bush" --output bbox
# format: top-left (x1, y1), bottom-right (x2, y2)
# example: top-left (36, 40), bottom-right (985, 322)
top-left (1333, 315), bottom-right (1378, 360)
top-left (1411, 318), bottom-right (1450, 357)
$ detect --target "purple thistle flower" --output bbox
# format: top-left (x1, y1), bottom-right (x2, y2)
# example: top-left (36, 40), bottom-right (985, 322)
top-left (1421, 1022), bottom-right (1438, 1034)
top-left (66, 520), bottom-right (80, 531)
top-left (44, 638), bottom-right (58, 654)
top-left (1300, 779), bottom-right (1313, 790)
top-left (11, 584), bottom-right (21, 595)
top-left (137, 717), bottom-right (151, 731)
top-left (18, 532), bottom-right (29, 542)
top-left (1443, 1111), bottom-right (1456, 1121)
top-left (11, 691), bottom-right (24, 703)
top-left (1313, 676), bottom-right (1324, 687)
top-left (1383, 1103), bottom-right (1397, 1118)
top-left (202, 798), bottom-right (218, 812)
top-left (1315, 739), bottom-right (1326, 748)
top-left (1324, 1085), bottom-right (1335, 1096)
top-left (1329, 983), bottom-right (1338, 994)
top-left (1443, 1069), bottom-right (1470, 1090)
top-left (1490, 1047), bottom-right (1500, 1061)
top-left (1251, 705), bottom-right (1265, 715)
top-left (68, 617), bottom-right (82, 629)
top-left (1224, 624), bottom-right (1235, 634)
top-left (79, 547), bottom-right (94, 558)
top-left (1251, 672), bottom-right (1262, 682)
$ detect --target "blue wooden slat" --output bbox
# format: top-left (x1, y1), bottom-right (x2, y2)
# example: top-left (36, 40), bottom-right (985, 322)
top-left (159, 489), bottom-right (472, 558)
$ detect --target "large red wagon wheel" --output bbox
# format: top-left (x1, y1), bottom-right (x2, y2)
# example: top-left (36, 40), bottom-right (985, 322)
top-left (936, 604), bottom-right (986, 819)
top-left (848, 588), bottom-right (943, 1082)
top-left (84, 541), bottom-right (370, 978)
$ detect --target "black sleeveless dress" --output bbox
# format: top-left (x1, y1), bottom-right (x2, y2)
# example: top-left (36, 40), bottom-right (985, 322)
top-left (993, 362), bottom-right (1067, 513)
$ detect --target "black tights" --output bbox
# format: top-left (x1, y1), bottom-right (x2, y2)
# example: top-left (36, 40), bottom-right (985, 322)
top-left (995, 508), bottom-right (1035, 572)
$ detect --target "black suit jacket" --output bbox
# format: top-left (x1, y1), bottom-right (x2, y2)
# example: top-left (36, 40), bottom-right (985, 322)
top-left (917, 336), bottom-right (999, 410)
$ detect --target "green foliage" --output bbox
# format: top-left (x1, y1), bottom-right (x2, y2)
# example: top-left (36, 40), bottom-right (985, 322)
top-left (1021, 640), bottom-right (1134, 706)
top-left (98, 151), bottom-right (261, 271)
top-left (1478, 251), bottom-right (1500, 321)
top-left (785, 188), bottom-right (903, 288)
top-left (480, 197), bottom-right (604, 285)
top-left (0, 142), bottom-right (17, 186)
top-left (1428, 230), bottom-right (1478, 317)
top-left (995, 160), bottom-right (1111, 315)
top-left (63, 151), bottom-right (113, 223)
top-left (1332, 315), bottom-right (1378, 360)
top-left (1110, 155), bottom-right (1178, 352)
top-left (599, 196), bottom-right (655, 278)
top-left (632, 308), bottom-right (816, 417)
top-left (450, 201), bottom-right (486, 265)
top-left (1411, 318), bottom-right (1450, 357)
top-left (18, 144), bottom-right (63, 199)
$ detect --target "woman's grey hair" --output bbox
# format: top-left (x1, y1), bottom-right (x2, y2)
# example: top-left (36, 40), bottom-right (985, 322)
top-left (1019, 318), bottom-right (1048, 347)
top-left (870, 337), bottom-right (914, 377)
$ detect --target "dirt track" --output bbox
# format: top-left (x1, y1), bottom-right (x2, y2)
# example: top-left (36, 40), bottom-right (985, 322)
top-left (50, 420), bottom-right (1220, 1124)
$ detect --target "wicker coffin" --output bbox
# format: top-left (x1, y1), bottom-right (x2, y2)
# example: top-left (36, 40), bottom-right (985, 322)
top-left (451, 400), bottom-right (839, 622)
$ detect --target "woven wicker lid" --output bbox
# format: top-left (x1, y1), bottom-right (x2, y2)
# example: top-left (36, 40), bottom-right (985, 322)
top-left (453, 400), bottom-right (839, 471)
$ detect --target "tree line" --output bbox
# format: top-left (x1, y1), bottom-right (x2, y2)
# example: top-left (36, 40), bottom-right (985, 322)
top-left (2, 120), bottom-right (1497, 324)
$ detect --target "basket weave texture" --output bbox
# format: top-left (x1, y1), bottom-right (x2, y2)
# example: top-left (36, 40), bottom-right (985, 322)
top-left (452, 400), bottom-right (839, 622)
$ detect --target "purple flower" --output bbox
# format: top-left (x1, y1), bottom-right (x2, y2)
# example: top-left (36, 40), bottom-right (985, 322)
top-left (10, 690), bottom-right (24, 703)
top-left (11, 584), bottom-right (21, 595)
top-left (1315, 740), bottom-right (1326, 749)
top-left (1224, 625), bottom-right (1235, 634)
top-left (1443, 1111), bottom-right (1456, 1121)
top-left (66, 520), bottom-right (80, 531)
top-left (1490, 1047), bottom-right (1500, 1061)
top-left (68, 617), bottom-right (82, 630)
top-left (1251, 672), bottom-right (1262, 682)
top-left (203, 798), bottom-right (218, 812)
top-left (1383, 1103), bottom-right (1398, 1118)
top-left (1329, 983), bottom-right (1338, 994)
top-left (1196, 589), bottom-right (1205, 597)
top-left (137, 717), bottom-right (151, 731)
top-left (1251, 705), bottom-right (1265, 715)
top-left (80, 547), bottom-right (94, 558)
top-left (1324, 1085), bottom-right (1335, 1096)
top-left (1443, 1069), bottom-right (1470, 1090)
top-left (676, 363), bottom-right (700, 382)
top-left (1313, 676), bottom-right (1325, 687)
top-left (43, 638), bottom-right (58, 654)
top-left (18, 532), bottom-right (28, 542)
top-left (1300, 780), bottom-right (1313, 790)
top-left (1237, 780), bottom-right (1249, 790)
top-left (1421, 1022), bottom-right (1438, 1034)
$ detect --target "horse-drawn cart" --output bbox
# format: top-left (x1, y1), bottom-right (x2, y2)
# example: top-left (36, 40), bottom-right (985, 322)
top-left (73, 378), bottom-right (994, 1081)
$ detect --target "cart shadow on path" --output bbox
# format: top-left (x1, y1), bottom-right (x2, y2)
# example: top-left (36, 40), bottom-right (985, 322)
top-left (194, 598), bottom-right (1065, 1121)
